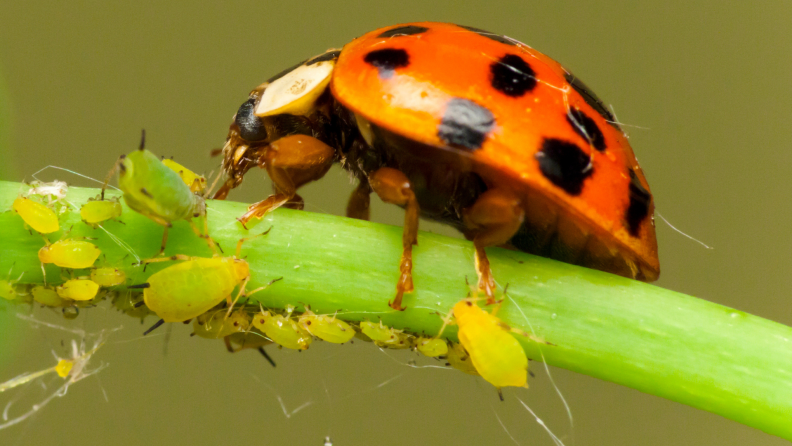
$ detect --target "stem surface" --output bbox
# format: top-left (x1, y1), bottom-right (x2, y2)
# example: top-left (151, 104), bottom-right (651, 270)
top-left (1, 180), bottom-right (790, 439)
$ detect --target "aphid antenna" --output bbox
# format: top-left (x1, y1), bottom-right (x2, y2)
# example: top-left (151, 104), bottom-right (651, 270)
top-left (203, 168), bottom-right (224, 200)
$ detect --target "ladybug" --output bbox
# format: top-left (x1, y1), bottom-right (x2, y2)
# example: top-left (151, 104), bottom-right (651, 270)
top-left (215, 22), bottom-right (659, 310)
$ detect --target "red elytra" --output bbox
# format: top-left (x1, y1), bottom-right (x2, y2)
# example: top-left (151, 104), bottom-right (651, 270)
top-left (215, 22), bottom-right (659, 310)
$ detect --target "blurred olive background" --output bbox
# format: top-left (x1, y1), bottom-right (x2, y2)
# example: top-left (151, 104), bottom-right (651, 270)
top-left (1, 1), bottom-right (791, 445)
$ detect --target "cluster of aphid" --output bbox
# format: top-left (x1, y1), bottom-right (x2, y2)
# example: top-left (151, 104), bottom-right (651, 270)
top-left (2, 132), bottom-right (536, 396)
top-left (189, 299), bottom-right (535, 396)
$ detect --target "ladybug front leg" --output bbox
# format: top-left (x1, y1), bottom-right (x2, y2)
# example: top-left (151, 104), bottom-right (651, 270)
top-left (238, 135), bottom-right (335, 227)
top-left (462, 189), bottom-right (525, 304)
top-left (368, 168), bottom-right (419, 311)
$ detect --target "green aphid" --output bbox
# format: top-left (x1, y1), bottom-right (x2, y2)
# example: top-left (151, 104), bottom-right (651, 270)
top-left (103, 130), bottom-right (214, 256)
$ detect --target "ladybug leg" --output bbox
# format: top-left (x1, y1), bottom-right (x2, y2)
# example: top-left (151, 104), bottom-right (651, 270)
top-left (368, 167), bottom-right (419, 311)
top-left (237, 135), bottom-right (335, 227)
top-left (283, 194), bottom-right (305, 210)
top-left (346, 180), bottom-right (371, 220)
top-left (462, 189), bottom-right (524, 304)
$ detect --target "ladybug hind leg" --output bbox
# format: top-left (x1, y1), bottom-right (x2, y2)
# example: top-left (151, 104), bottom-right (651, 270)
top-left (368, 167), bottom-right (419, 311)
top-left (462, 189), bottom-right (525, 304)
top-left (238, 134), bottom-right (335, 227)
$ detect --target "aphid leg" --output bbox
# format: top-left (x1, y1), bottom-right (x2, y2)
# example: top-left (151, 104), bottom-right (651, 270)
top-left (237, 135), bottom-right (335, 227)
top-left (368, 167), bottom-right (419, 311)
top-left (140, 254), bottom-right (195, 269)
top-left (188, 217), bottom-right (219, 256)
top-left (346, 180), bottom-right (371, 221)
top-left (101, 156), bottom-right (125, 201)
top-left (235, 227), bottom-right (272, 258)
top-left (225, 276), bottom-right (282, 319)
top-left (157, 223), bottom-right (173, 257)
top-left (462, 189), bottom-right (524, 304)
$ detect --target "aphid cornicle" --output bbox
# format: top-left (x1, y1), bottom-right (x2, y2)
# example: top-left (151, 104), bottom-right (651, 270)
top-left (12, 196), bottom-right (59, 234)
top-left (214, 22), bottom-right (659, 310)
top-left (105, 130), bottom-right (214, 256)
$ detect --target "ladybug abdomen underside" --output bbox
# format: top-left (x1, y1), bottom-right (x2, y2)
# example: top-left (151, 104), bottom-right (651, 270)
top-left (333, 22), bottom-right (659, 281)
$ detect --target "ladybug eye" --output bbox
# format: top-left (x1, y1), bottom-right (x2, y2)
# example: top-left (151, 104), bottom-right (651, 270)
top-left (235, 97), bottom-right (268, 142)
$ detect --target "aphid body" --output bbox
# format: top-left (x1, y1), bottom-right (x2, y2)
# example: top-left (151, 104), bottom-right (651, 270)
top-left (297, 308), bottom-right (355, 344)
top-left (360, 320), bottom-right (412, 348)
top-left (143, 256), bottom-right (250, 322)
top-left (452, 299), bottom-right (528, 389)
top-left (415, 337), bottom-right (448, 357)
top-left (162, 158), bottom-right (208, 194)
top-left (12, 197), bottom-right (59, 234)
top-left (193, 310), bottom-right (250, 339)
top-left (80, 198), bottom-right (122, 227)
top-left (31, 285), bottom-right (69, 307)
top-left (252, 310), bottom-right (312, 350)
top-left (38, 240), bottom-right (101, 269)
top-left (90, 267), bottom-right (126, 287)
top-left (56, 279), bottom-right (100, 301)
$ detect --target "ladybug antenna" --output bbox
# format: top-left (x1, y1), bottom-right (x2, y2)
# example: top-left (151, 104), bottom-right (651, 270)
top-left (139, 129), bottom-right (146, 151)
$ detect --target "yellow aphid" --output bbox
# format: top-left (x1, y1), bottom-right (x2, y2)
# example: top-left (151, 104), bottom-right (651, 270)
top-left (452, 299), bottom-right (528, 389)
top-left (297, 308), bottom-right (355, 344)
top-left (252, 311), bottom-right (312, 350)
top-left (445, 342), bottom-right (479, 376)
top-left (90, 267), bottom-right (126, 287)
top-left (0, 272), bottom-right (23, 301)
top-left (12, 196), bottom-right (59, 234)
top-left (55, 359), bottom-right (73, 378)
top-left (0, 280), bottom-right (15, 301)
top-left (31, 285), bottom-right (69, 307)
top-left (80, 198), bottom-right (122, 226)
top-left (38, 240), bottom-right (101, 269)
top-left (162, 158), bottom-right (207, 194)
top-left (415, 337), bottom-right (448, 357)
top-left (360, 321), bottom-right (412, 348)
top-left (142, 256), bottom-right (251, 322)
top-left (193, 310), bottom-right (250, 339)
top-left (56, 279), bottom-right (100, 301)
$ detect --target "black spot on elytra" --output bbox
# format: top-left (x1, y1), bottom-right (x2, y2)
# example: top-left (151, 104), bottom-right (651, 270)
top-left (437, 98), bottom-right (495, 150)
top-left (306, 50), bottom-right (341, 65)
top-left (625, 169), bottom-right (652, 236)
top-left (536, 138), bottom-right (592, 195)
top-left (266, 59), bottom-right (307, 83)
top-left (457, 25), bottom-right (517, 46)
top-left (490, 54), bottom-right (537, 98)
top-left (378, 25), bottom-right (429, 38)
top-left (364, 48), bottom-right (409, 79)
top-left (564, 71), bottom-right (622, 131)
top-left (235, 97), bottom-right (268, 141)
top-left (567, 108), bottom-right (606, 152)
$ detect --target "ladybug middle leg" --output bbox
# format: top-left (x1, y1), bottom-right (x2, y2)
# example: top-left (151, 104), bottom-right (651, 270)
top-left (237, 134), bottom-right (335, 227)
top-left (346, 180), bottom-right (371, 221)
top-left (368, 167), bottom-right (419, 311)
top-left (462, 189), bottom-right (525, 304)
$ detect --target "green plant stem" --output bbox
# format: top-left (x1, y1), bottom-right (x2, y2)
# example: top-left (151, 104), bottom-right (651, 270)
top-left (1, 180), bottom-right (790, 439)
